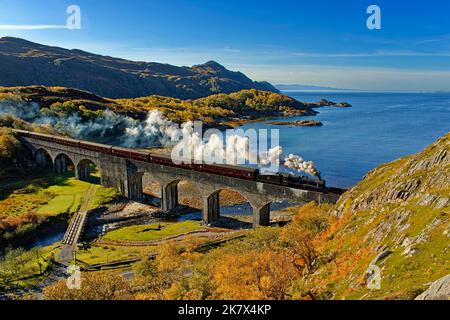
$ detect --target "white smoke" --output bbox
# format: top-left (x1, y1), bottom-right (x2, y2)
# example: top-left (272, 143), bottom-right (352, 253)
top-left (123, 110), bottom-right (181, 147)
top-left (0, 99), bottom-right (179, 148)
top-left (0, 100), bottom-right (41, 120)
top-left (0, 99), bottom-right (321, 176)
top-left (259, 145), bottom-right (282, 166)
top-left (283, 154), bottom-right (321, 177)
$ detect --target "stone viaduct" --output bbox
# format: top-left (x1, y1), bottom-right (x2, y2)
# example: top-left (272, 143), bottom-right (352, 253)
top-left (18, 132), bottom-right (342, 227)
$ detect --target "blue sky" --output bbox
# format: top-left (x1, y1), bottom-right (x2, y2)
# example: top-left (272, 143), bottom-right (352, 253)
top-left (1, 0), bottom-right (450, 90)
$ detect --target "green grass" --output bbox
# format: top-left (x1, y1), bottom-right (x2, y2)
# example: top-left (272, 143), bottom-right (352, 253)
top-left (103, 221), bottom-right (203, 242)
top-left (0, 171), bottom-right (120, 244)
top-left (0, 244), bottom-right (61, 290)
top-left (1, 171), bottom-right (118, 218)
top-left (76, 244), bottom-right (157, 265)
top-left (34, 177), bottom-right (117, 216)
top-left (36, 179), bottom-right (88, 216)
top-left (89, 186), bottom-right (119, 210)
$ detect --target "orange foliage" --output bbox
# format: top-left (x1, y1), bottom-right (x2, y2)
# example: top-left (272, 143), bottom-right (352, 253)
top-left (212, 249), bottom-right (299, 300)
top-left (43, 272), bottom-right (133, 300)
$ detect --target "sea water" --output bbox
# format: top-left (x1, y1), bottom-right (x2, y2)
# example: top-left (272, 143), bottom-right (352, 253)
top-left (239, 91), bottom-right (450, 188)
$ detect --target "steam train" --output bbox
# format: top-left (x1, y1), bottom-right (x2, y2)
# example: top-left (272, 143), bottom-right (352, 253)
top-left (16, 130), bottom-right (328, 192)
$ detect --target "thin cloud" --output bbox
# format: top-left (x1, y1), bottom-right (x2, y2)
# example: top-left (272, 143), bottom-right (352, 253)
top-left (415, 34), bottom-right (450, 45)
top-left (292, 50), bottom-right (450, 58)
top-left (0, 24), bottom-right (67, 30)
top-left (233, 63), bottom-right (450, 91)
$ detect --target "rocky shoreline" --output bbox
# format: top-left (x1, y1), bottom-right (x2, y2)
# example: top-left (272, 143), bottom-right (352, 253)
top-left (223, 98), bottom-right (350, 128)
top-left (266, 120), bottom-right (323, 127)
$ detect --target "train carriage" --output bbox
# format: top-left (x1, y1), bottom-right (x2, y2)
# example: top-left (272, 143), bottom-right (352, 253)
top-left (111, 147), bottom-right (149, 161)
top-left (79, 141), bottom-right (112, 154)
top-left (148, 153), bottom-right (195, 170)
top-left (28, 132), bottom-right (54, 142)
top-left (197, 163), bottom-right (258, 181)
top-left (53, 136), bottom-right (81, 148)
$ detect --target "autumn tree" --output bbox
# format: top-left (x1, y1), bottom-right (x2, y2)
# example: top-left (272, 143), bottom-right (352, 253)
top-left (133, 241), bottom-right (185, 299)
top-left (43, 272), bottom-right (133, 300)
top-left (280, 202), bottom-right (331, 275)
top-left (211, 249), bottom-right (299, 300)
top-left (0, 127), bottom-right (21, 163)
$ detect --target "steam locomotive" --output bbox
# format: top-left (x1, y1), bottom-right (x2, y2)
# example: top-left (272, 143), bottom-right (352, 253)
top-left (16, 130), bottom-right (328, 192)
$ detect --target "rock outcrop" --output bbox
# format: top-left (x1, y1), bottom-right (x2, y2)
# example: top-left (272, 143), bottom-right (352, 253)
top-left (415, 275), bottom-right (450, 300)
top-left (322, 133), bottom-right (450, 299)
top-left (267, 120), bottom-right (323, 127)
top-left (304, 99), bottom-right (352, 108)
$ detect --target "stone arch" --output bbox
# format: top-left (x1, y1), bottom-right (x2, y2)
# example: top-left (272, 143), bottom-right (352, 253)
top-left (159, 178), bottom-right (205, 212)
top-left (76, 158), bottom-right (100, 183)
top-left (142, 172), bottom-right (161, 199)
top-left (127, 171), bottom-right (161, 204)
top-left (34, 148), bottom-right (53, 169)
top-left (54, 153), bottom-right (75, 174)
top-left (176, 179), bottom-right (203, 209)
top-left (203, 188), bottom-right (255, 226)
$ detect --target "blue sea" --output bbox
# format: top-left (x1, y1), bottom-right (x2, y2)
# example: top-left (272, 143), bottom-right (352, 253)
top-left (239, 91), bottom-right (450, 188)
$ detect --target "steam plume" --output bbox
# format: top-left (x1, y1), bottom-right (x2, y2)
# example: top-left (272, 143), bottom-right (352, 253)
top-left (0, 99), bottom-right (321, 176)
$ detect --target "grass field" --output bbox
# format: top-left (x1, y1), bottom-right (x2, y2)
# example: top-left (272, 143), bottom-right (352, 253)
top-left (76, 244), bottom-right (158, 265)
top-left (102, 221), bottom-right (203, 242)
top-left (0, 171), bottom-right (119, 240)
top-left (0, 244), bottom-right (61, 290)
top-left (0, 171), bottom-right (118, 218)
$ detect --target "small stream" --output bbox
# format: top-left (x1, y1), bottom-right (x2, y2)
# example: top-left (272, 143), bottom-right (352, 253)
top-left (176, 199), bottom-right (294, 221)
top-left (24, 231), bottom-right (65, 250)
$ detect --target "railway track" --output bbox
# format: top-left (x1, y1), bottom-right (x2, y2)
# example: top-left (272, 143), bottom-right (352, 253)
top-left (62, 184), bottom-right (95, 246)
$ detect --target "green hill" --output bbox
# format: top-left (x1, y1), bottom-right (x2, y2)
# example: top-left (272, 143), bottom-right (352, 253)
top-left (320, 132), bottom-right (450, 299)
top-left (0, 86), bottom-right (315, 125)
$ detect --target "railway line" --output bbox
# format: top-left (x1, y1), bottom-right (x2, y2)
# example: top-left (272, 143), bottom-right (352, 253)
top-left (58, 184), bottom-right (95, 264)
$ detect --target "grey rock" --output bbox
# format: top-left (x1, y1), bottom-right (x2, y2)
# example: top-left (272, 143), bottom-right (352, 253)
top-left (415, 275), bottom-right (450, 300)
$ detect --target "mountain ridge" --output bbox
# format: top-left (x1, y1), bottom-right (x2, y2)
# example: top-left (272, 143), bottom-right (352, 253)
top-left (276, 84), bottom-right (348, 91)
top-left (0, 37), bottom-right (278, 99)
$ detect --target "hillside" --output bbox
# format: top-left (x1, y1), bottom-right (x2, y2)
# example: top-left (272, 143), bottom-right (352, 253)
top-left (321, 132), bottom-right (450, 299)
top-left (0, 86), bottom-right (314, 125)
top-left (0, 37), bottom-right (277, 99)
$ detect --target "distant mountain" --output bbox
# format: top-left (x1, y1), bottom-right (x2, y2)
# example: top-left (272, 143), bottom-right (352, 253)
top-left (0, 37), bottom-right (278, 99)
top-left (276, 84), bottom-right (347, 91)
